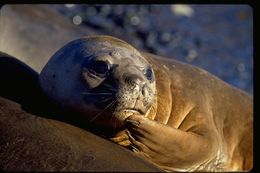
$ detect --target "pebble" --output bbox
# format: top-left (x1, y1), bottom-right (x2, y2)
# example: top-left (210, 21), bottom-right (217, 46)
top-left (52, 5), bottom-right (252, 94)
top-left (130, 15), bottom-right (141, 26)
top-left (65, 4), bottom-right (75, 8)
top-left (159, 32), bottom-right (172, 45)
top-left (146, 32), bottom-right (157, 47)
top-left (171, 5), bottom-right (194, 17)
top-left (72, 15), bottom-right (82, 25)
top-left (185, 49), bottom-right (198, 62)
top-left (236, 63), bottom-right (246, 72)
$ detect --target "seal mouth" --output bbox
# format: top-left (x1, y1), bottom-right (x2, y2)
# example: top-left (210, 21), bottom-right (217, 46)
top-left (120, 109), bottom-right (144, 115)
top-left (114, 108), bottom-right (145, 122)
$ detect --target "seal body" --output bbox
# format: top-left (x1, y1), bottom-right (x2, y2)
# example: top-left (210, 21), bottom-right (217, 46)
top-left (39, 35), bottom-right (253, 172)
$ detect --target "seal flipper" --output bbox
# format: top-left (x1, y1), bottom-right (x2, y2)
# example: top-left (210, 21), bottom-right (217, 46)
top-left (125, 114), bottom-right (220, 171)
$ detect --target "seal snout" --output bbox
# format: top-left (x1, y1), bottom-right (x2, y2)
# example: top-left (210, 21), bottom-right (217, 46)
top-left (113, 71), bottom-right (155, 121)
top-left (124, 74), bottom-right (143, 86)
top-left (123, 74), bottom-right (149, 97)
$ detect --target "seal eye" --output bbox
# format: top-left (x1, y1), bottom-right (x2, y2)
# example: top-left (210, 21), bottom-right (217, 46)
top-left (145, 67), bottom-right (153, 81)
top-left (91, 61), bottom-right (110, 75)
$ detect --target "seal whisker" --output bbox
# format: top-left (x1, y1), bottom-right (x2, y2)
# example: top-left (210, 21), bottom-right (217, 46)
top-left (103, 83), bottom-right (118, 92)
top-left (108, 99), bottom-right (117, 123)
top-left (100, 96), bottom-right (115, 103)
top-left (114, 79), bottom-right (119, 86)
top-left (111, 95), bottom-right (120, 135)
top-left (81, 92), bottom-right (113, 95)
top-left (90, 100), bottom-right (116, 122)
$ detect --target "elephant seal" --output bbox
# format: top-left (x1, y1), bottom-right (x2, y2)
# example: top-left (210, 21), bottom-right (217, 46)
top-left (39, 35), bottom-right (253, 172)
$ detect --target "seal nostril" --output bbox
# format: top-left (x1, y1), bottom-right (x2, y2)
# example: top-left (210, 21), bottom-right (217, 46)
top-left (142, 84), bottom-right (149, 97)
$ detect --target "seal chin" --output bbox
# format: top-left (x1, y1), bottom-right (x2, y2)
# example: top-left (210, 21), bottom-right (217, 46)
top-left (113, 109), bottom-right (145, 126)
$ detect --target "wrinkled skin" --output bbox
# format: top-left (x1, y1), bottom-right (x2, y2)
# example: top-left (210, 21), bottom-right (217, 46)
top-left (39, 36), bottom-right (253, 172)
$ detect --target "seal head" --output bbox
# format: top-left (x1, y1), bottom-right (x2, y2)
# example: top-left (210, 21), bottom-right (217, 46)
top-left (39, 36), bottom-right (156, 131)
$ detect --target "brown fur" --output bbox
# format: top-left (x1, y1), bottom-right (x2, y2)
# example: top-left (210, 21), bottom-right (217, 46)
top-left (121, 52), bottom-right (253, 171)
